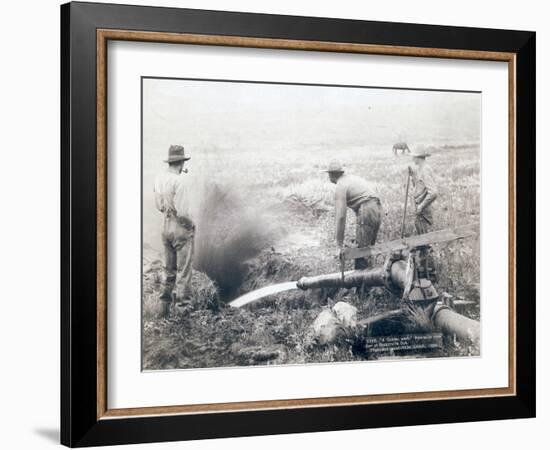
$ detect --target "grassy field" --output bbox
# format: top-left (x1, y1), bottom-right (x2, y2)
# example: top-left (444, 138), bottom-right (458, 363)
top-left (142, 141), bottom-right (480, 370)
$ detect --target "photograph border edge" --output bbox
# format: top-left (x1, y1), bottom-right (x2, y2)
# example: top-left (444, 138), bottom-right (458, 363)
top-left (95, 26), bottom-right (516, 421)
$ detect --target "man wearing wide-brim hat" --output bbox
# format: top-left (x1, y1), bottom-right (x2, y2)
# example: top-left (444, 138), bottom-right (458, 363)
top-left (154, 144), bottom-right (194, 319)
top-left (408, 150), bottom-right (438, 234)
top-left (325, 159), bottom-right (382, 270)
top-left (408, 149), bottom-right (439, 278)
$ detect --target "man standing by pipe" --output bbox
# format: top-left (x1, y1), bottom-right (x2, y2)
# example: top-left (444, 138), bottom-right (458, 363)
top-left (154, 144), bottom-right (195, 319)
top-left (409, 150), bottom-right (438, 278)
top-left (410, 151), bottom-right (438, 235)
top-left (326, 160), bottom-right (382, 270)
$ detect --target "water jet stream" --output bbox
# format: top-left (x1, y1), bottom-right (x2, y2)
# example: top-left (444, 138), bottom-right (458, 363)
top-left (229, 281), bottom-right (298, 308)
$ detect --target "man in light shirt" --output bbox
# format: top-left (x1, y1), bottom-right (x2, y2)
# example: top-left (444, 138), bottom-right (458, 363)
top-left (409, 151), bottom-right (439, 279)
top-left (409, 151), bottom-right (438, 235)
top-left (326, 160), bottom-right (382, 270)
top-left (154, 145), bottom-right (194, 319)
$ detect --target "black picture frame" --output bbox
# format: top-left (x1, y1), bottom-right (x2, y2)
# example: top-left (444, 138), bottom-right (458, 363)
top-left (61, 1), bottom-right (535, 447)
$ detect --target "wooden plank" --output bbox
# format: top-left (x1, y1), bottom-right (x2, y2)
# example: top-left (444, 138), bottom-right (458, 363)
top-left (343, 223), bottom-right (479, 260)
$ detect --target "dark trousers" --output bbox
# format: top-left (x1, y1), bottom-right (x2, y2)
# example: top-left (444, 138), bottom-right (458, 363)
top-left (414, 203), bottom-right (435, 278)
top-left (355, 199), bottom-right (382, 270)
top-left (414, 203), bottom-right (434, 235)
top-left (160, 216), bottom-right (195, 303)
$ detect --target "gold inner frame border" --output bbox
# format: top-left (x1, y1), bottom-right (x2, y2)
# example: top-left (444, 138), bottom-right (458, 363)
top-left (96, 28), bottom-right (517, 420)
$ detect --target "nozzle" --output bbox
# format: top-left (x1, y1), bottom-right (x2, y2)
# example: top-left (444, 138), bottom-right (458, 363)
top-left (296, 277), bottom-right (307, 291)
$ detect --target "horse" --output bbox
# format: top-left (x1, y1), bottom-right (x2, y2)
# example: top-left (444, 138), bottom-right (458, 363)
top-left (393, 142), bottom-right (411, 155)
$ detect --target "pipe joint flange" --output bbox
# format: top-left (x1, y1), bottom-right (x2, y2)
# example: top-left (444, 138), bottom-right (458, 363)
top-left (382, 252), bottom-right (402, 296)
top-left (431, 303), bottom-right (451, 322)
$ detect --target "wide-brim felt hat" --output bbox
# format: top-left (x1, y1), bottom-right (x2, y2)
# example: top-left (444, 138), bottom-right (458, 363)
top-left (324, 159), bottom-right (345, 173)
top-left (164, 144), bottom-right (191, 163)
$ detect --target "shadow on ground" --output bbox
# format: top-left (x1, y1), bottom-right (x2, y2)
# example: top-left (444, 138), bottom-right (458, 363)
top-left (34, 428), bottom-right (59, 444)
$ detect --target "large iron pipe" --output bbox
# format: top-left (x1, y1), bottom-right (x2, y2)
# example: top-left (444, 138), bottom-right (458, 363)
top-left (297, 260), bottom-right (408, 291)
top-left (297, 261), bottom-right (480, 344)
top-left (297, 267), bottom-right (384, 290)
top-left (432, 304), bottom-right (480, 344)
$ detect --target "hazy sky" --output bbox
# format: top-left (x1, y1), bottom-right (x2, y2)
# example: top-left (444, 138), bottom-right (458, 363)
top-left (143, 78), bottom-right (480, 153)
top-left (142, 78), bottom-right (480, 247)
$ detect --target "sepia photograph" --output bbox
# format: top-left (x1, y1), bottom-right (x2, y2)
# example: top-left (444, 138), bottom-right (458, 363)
top-left (141, 77), bottom-right (481, 371)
